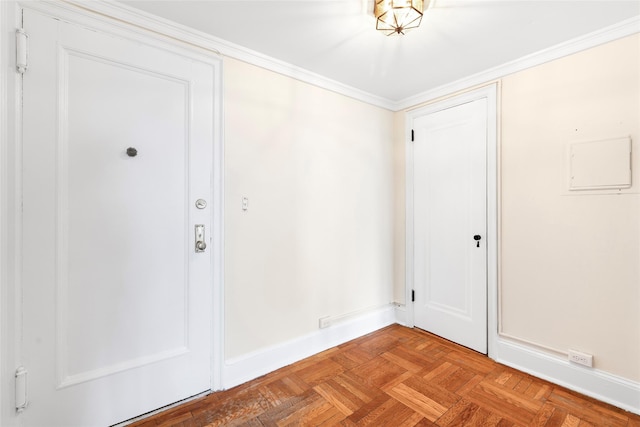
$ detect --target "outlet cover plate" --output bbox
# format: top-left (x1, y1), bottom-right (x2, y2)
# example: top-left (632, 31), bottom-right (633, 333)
top-left (569, 349), bottom-right (593, 367)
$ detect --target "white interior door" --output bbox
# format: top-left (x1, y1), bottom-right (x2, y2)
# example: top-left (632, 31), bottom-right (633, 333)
top-left (21, 9), bottom-right (214, 426)
top-left (411, 98), bottom-right (488, 354)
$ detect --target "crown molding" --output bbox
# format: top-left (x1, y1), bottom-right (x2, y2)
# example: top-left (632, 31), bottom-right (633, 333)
top-left (394, 15), bottom-right (640, 111)
top-left (38, 2), bottom-right (640, 112)
top-left (57, 0), bottom-right (397, 111)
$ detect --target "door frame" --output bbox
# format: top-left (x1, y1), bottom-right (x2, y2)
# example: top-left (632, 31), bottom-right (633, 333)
top-left (405, 84), bottom-right (499, 359)
top-left (0, 2), bottom-right (225, 426)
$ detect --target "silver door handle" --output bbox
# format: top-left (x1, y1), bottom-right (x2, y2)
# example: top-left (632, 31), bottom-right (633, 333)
top-left (195, 224), bottom-right (206, 253)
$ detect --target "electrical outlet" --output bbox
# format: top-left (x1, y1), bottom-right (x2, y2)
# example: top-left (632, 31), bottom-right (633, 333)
top-left (568, 350), bottom-right (593, 367)
top-left (319, 317), bottom-right (331, 329)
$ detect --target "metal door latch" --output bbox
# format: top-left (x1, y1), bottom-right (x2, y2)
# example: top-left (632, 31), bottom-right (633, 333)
top-left (195, 225), bottom-right (206, 252)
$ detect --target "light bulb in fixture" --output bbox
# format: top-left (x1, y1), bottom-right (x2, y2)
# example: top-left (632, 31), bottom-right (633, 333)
top-left (374, 0), bottom-right (426, 36)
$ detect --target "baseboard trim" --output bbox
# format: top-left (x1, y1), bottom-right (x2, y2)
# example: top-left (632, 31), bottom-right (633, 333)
top-left (393, 303), bottom-right (408, 326)
top-left (221, 304), bottom-right (396, 389)
top-left (495, 337), bottom-right (640, 415)
top-left (224, 312), bottom-right (640, 415)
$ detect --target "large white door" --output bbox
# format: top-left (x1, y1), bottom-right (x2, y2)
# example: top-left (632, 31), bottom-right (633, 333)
top-left (21, 9), bottom-right (214, 426)
top-left (411, 98), bottom-right (488, 354)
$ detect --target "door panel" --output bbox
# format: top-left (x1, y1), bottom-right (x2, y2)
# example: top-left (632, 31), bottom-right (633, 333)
top-left (412, 99), bottom-right (488, 354)
top-left (62, 49), bottom-right (190, 386)
top-left (22, 9), bottom-right (214, 426)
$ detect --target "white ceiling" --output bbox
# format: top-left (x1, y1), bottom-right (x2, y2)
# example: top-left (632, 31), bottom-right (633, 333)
top-left (121, 0), bottom-right (640, 103)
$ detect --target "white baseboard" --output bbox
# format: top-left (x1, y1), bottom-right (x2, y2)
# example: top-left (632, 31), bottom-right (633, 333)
top-left (495, 337), bottom-right (640, 415)
top-left (394, 303), bottom-right (408, 326)
top-left (221, 304), bottom-right (396, 389)
top-left (222, 310), bottom-right (639, 416)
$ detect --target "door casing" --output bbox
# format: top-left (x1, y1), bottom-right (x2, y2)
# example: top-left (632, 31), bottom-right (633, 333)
top-left (405, 84), bottom-right (499, 359)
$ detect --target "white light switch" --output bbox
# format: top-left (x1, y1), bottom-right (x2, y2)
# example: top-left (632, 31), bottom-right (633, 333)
top-left (242, 197), bottom-right (248, 211)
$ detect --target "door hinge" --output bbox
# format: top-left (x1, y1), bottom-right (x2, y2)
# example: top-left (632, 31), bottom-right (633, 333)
top-left (15, 366), bottom-right (28, 412)
top-left (411, 129), bottom-right (414, 142)
top-left (16, 29), bottom-right (28, 74)
top-left (411, 290), bottom-right (415, 302)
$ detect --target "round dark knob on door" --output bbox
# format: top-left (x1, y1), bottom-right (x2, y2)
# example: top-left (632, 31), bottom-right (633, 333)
top-left (126, 147), bottom-right (138, 157)
top-left (474, 235), bottom-right (481, 247)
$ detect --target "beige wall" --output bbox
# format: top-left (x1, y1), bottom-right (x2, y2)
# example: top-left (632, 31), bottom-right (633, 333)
top-left (224, 58), bottom-right (395, 359)
top-left (500, 34), bottom-right (640, 381)
top-left (223, 33), bottom-right (639, 383)
top-left (394, 34), bottom-right (639, 382)
top-left (393, 111), bottom-right (406, 303)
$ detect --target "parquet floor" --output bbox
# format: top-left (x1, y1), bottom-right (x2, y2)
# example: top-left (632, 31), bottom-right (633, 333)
top-left (130, 325), bottom-right (640, 426)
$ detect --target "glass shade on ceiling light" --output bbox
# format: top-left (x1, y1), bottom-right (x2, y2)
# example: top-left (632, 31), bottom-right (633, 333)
top-left (375, 0), bottom-right (425, 36)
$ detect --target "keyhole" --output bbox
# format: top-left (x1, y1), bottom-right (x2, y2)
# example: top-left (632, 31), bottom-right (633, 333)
top-left (473, 235), bottom-right (482, 247)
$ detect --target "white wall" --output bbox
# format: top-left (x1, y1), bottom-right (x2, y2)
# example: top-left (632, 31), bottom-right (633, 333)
top-left (223, 57), bottom-right (395, 359)
top-left (500, 34), bottom-right (640, 382)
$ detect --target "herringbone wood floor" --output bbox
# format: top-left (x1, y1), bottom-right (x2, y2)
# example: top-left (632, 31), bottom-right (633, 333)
top-left (131, 325), bottom-right (640, 426)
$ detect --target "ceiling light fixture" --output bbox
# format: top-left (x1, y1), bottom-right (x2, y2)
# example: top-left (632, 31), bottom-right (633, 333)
top-left (374, 0), bottom-right (425, 36)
